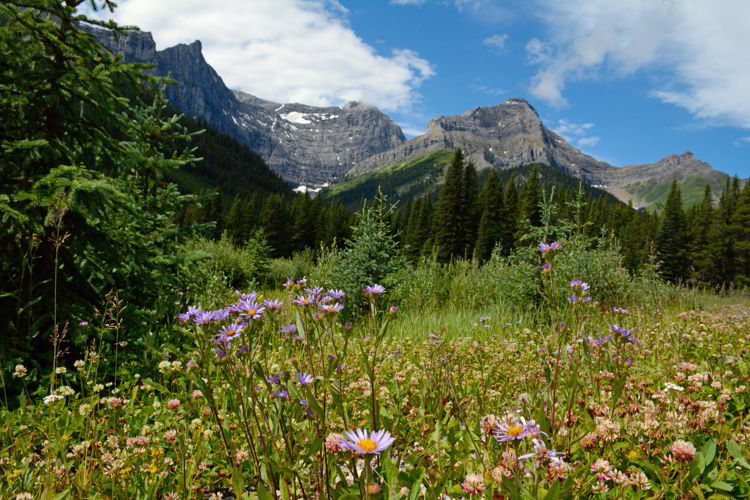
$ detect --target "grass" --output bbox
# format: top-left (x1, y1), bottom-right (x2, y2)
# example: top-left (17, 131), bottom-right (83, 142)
top-left (2, 255), bottom-right (750, 499)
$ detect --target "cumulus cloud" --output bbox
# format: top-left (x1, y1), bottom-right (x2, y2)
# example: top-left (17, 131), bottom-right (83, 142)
top-left (390, 0), bottom-right (426, 4)
top-left (92, 0), bottom-right (434, 112)
top-left (469, 83), bottom-right (506, 96)
top-left (733, 137), bottom-right (750, 147)
top-left (553, 119), bottom-right (599, 149)
top-left (483, 33), bottom-right (508, 49)
top-left (525, 1), bottom-right (750, 130)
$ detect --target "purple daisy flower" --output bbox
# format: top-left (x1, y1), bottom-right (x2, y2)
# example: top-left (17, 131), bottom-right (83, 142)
top-left (519, 438), bottom-right (565, 464)
top-left (363, 284), bottom-right (386, 295)
top-left (327, 289), bottom-right (346, 300)
top-left (320, 303), bottom-right (344, 313)
top-left (297, 372), bottom-right (314, 386)
top-left (293, 295), bottom-right (315, 306)
top-left (238, 300), bottom-right (265, 320)
top-left (280, 324), bottom-right (297, 334)
top-left (570, 280), bottom-right (590, 292)
top-left (612, 306), bottom-right (631, 314)
top-left (283, 277), bottom-right (295, 288)
top-left (274, 390), bottom-right (289, 399)
top-left (339, 429), bottom-right (395, 455)
top-left (495, 421), bottom-right (528, 442)
top-left (263, 299), bottom-right (284, 311)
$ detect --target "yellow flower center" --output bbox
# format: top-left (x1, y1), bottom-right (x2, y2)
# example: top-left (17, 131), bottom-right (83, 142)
top-left (508, 425), bottom-right (525, 438)
top-left (358, 439), bottom-right (377, 452)
top-left (627, 450), bottom-right (639, 460)
top-left (248, 309), bottom-right (257, 316)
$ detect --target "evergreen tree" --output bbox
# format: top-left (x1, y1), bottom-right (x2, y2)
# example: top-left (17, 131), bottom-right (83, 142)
top-left (474, 171), bottom-right (505, 262)
top-left (656, 180), bottom-right (689, 282)
top-left (502, 177), bottom-right (519, 253)
top-left (730, 183), bottom-right (750, 286)
top-left (689, 185), bottom-right (716, 285)
top-left (461, 162), bottom-right (480, 256)
top-left (436, 150), bottom-right (466, 261)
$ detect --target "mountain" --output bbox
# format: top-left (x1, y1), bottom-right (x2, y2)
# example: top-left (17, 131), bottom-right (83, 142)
top-left (345, 98), bottom-right (733, 208)
top-left (87, 26), bottom-right (405, 186)
top-left (87, 26), bottom-right (736, 207)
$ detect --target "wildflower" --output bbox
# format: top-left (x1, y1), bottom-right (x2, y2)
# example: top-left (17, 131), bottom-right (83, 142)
top-left (542, 263), bottom-right (552, 274)
top-left (320, 303), bottom-right (344, 314)
top-left (388, 305), bottom-right (400, 314)
top-left (568, 294), bottom-right (592, 304)
top-left (192, 390), bottom-right (203, 399)
top-left (55, 366), bottom-right (67, 374)
top-left (495, 421), bottom-right (527, 442)
top-left (296, 277), bottom-right (308, 286)
top-left (612, 306), bottom-right (630, 313)
top-left (609, 324), bottom-right (638, 343)
top-left (263, 299), bottom-right (284, 311)
top-left (519, 438), bottom-right (564, 464)
top-left (13, 364), bottom-right (27, 378)
top-left (325, 433), bottom-right (345, 453)
top-left (235, 449), bottom-right (249, 465)
top-left (570, 280), bottom-right (590, 293)
top-left (43, 394), bottom-right (64, 405)
top-left (293, 295), bottom-right (315, 306)
top-left (16, 493), bottom-right (33, 500)
top-left (283, 277), bottom-right (295, 288)
top-left (167, 399), bottom-right (180, 410)
top-left (339, 428), bottom-right (395, 454)
top-left (461, 473), bottom-right (486, 494)
top-left (280, 324), bottom-right (297, 334)
top-left (79, 403), bottom-right (91, 415)
top-left (74, 360), bottom-right (85, 371)
top-left (238, 300), bottom-right (265, 320)
top-left (78, 321), bottom-right (89, 326)
top-left (297, 372), bottom-right (314, 386)
top-left (671, 440), bottom-right (696, 463)
top-left (664, 382), bottom-right (685, 392)
top-left (367, 483), bottom-right (381, 495)
top-left (363, 284), bottom-right (386, 295)
top-left (327, 289), bottom-right (346, 300)
top-left (539, 241), bottom-right (562, 261)
top-left (274, 390), bottom-right (289, 398)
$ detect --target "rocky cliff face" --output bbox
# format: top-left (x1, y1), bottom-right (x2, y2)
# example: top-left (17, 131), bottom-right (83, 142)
top-left (347, 98), bottom-right (613, 183)
top-left (87, 26), bottom-right (405, 185)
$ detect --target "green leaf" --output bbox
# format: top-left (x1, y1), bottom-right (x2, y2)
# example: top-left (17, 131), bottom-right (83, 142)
top-left (710, 481), bottom-right (733, 492)
top-left (702, 439), bottom-right (716, 466)
top-left (543, 480), bottom-right (561, 500)
top-left (691, 451), bottom-right (706, 479)
top-left (727, 440), bottom-right (750, 470)
top-left (231, 466), bottom-right (245, 496)
top-left (256, 481), bottom-right (274, 500)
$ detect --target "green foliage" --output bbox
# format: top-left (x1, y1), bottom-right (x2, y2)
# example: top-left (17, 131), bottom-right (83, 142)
top-left (329, 190), bottom-right (405, 313)
top-left (185, 231), bottom-right (272, 290)
top-left (657, 180), bottom-right (689, 282)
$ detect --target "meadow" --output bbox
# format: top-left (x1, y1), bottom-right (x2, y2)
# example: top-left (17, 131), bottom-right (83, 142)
top-left (2, 235), bottom-right (750, 500)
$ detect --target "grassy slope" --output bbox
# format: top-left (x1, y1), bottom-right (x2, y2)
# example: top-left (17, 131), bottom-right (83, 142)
top-left (624, 171), bottom-right (730, 209)
top-left (324, 149), bottom-right (622, 209)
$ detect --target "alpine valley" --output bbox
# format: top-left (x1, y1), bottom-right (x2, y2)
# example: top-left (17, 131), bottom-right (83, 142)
top-left (90, 26), bottom-right (736, 208)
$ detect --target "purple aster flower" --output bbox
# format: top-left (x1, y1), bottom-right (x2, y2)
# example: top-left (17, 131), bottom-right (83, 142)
top-left (363, 284), bottom-right (386, 295)
top-left (304, 286), bottom-right (324, 299)
top-left (595, 335), bottom-right (612, 345)
top-left (338, 429), bottom-right (395, 455)
top-left (612, 306), bottom-right (631, 314)
top-left (300, 399), bottom-right (309, 406)
top-left (539, 241), bottom-right (562, 261)
top-left (295, 277), bottom-right (308, 286)
top-left (388, 305), bottom-right (400, 314)
top-left (268, 374), bottom-right (282, 384)
top-left (570, 280), bottom-right (590, 292)
top-left (274, 390), bottom-right (289, 399)
top-left (609, 324), bottom-right (638, 343)
top-left (327, 289), bottom-right (346, 300)
top-left (239, 291), bottom-right (257, 302)
top-left (519, 438), bottom-right (565, 464)
top-left (343, 323), bottom-right (353, 330)
top-left (320, 303), bottom-right (344, 313)
top-left (280, 324), bottom-right (297, 334)
top-left (79, 320), bottom-right (90, 326)
top-left (238, 300), bottom-right (265, 320)
top-left (318, 295), bottom-right (333, 304)
top-left (297, 372), bottom-right (314, 386)
top-left (293, 295), bottom-right (315, 306)
top-left (263, 299), bottom-right (284, 311)
top-left (542, 263), bottom-right (552, 273)
top-left (283, 277), bottom-right (295, 288)
top-left (495, 421), bottom-right (528, 442)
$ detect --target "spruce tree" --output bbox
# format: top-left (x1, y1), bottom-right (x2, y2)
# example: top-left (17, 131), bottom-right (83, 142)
top-left (474, 170), bottom-right (505, 262)
top-left (656, 180), bottom-right (689, 282)
top-left (502, 176), bottom-right (519, 253)
top-left (730, 183), bottom-right (750, 286)
top-left (689, 185), bottom-right (716, 285)
top-left (436, 150), bottom-right (466, 261)
top-left (462, 162), bottom-right (480, 256)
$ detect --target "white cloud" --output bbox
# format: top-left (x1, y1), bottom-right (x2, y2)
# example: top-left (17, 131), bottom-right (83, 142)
top-left (552, 119), bottom-right (599, 149)
top-left (94, 0), bottom-right (434, 112)
top-left (482, 33), bottom-right (508, 49)
top-left (524, 38), bottom-right (550, 64)
top-left (390, 0), bottom-right (426, 4)
top-left (733, 137), bottom-right (750, 147)
top-left (526, 1), bottom-right (750, 129)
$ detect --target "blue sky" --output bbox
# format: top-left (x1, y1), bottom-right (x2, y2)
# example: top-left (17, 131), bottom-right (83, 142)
top-left (87, 0), bottom-right (750, 177)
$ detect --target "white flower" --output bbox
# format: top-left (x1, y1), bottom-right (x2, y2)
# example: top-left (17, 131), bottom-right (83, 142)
top-left (55, 366), bottom-right (66, 374)
top-left (665, 382), bottom-right (685, 392)
top-left (43, 394), bottom-right (64, 405)
top-left (13, 364), bottom-right (28, 378)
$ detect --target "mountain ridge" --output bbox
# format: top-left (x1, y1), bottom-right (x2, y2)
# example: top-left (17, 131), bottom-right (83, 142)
top-left (86, 26), bottom-right (738, 207)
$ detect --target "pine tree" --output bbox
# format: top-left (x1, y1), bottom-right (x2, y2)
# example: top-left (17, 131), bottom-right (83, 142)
top-left (474, 170), bottom-right (505, 262)
top-left (436, 150), bottom-right (466, 261)
top-left (689, 185), bottom-right (716, 285)
top-left (730, 183), bottom-right (750, 286)
top-left (502, 176), bottom-right (519, 253)
top-left (656, 180), bottom-right (689, 282)
top-left (462, 162), bottom-right (480, 256)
